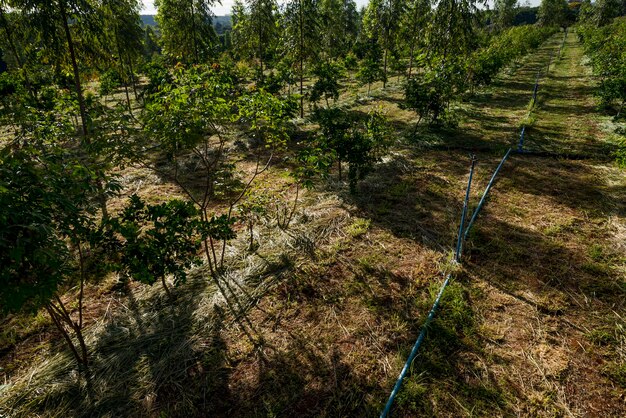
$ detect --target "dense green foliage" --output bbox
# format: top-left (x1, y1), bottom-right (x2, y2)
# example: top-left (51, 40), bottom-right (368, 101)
top-left (579, 14), bottom-right (626, 166)
top-left (107, 196), bottom-right (205, 290)
top-left (579, 17), bottom-right (626, 111)
top-left (0, 145), bottom-right (97, 314)
top-left (155, 0), bottom-right (219, 63)
top-left (470, 25), bottom-right (557, 88)
top-left (313, 107), bottom-right (389, 192)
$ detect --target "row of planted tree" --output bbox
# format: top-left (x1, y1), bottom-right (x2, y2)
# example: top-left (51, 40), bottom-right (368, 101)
top-left (0, 0), bottom-right (563, 371)
top-left (577, 5), bottom-right (626, 164)
top-left (578, 17), bottom-right (626, 116)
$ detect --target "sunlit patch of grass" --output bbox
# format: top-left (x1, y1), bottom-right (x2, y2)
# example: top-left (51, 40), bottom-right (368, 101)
top-left (346, 217), bottom-right (371, 238)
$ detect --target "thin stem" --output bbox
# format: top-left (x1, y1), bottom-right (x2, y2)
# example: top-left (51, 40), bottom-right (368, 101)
top-left (46, 304), bottom-right (83, 365)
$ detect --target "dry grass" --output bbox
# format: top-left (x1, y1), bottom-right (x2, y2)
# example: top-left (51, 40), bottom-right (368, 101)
top-left (1, 30), bottom-right (626, 417)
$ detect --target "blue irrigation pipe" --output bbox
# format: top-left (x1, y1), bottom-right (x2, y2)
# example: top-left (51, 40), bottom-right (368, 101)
top-left (463, 148), bottom-right (512, 241)
top-left (380, 159), bottom-right (477, 417)
top-left (379, 273), bottom-right (452, 418)
top-left (517, 126), bottom-right (526, 152)
top-left (559, 30), bottom-right (567, 58)
top-left (455, 156), bottom-right (477, 262)
top-left (545, 49), bottom-right (555, 78)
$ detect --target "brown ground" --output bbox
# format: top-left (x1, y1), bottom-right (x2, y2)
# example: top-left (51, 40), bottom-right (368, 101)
top-left (1, 30), bottom-right (624, 417)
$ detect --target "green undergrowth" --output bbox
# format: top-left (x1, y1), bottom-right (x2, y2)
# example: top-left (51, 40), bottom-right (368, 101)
top-left (394, 279), bottom-right (509, 416)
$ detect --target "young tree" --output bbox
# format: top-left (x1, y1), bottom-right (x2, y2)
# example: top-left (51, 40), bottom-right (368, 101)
top-left (403, 65), bottom-right (456, 127)
top-left (313, 107), bottom-right (350, 179)
top-left (236, 191), bottom-right (270, 250)
top-left (313, 107), bottom-right (389, 192)
top-left (357, 53), bottom-right (385, 94)
top-left (309, 60), bottom-right (344, 107)
top-left (107, 195), bottom-right (206, 298)
top-left (494, 0), bottom-right (519, 29)
top-left (100, 0), bottom-right (143, 106)
top-left (538, 0), bottom-right (568, 27)
top-left (345, 110), bottom-right (389, 192)
top-left (155, 0), bottom-right (219, 63)
top-left (0, 129), bottom-right (116, 368)
top-left (231, 0), bottom-right (279, 82)
top-left (282, 0), bottom-right (322, 117)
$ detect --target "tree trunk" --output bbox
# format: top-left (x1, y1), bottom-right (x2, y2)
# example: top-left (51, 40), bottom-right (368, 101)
top-left (407, 0), bottom-right (421, 79)
top-left (46, 304), bottom-right (83, 365)
top-left (161, 275), bottom-right (172, 299)
top-left (0, 6), bottom-right (36, 101)
top-left (413, 114), bottom-right (423, 134)
top-left (258, 18), bottom-right (264, 83)
top-left (73, 322), bottom-right (89, 368)
top-left (59, 0), bottom-right (88, 138)
top-left (283, 183), bottom-right (300, 229)
top-left (127, 53), bottom-right (139, 100)
top-left (46, 299), bottom-right (89, 369)
top-left (299, 0), bottom-right (304, 118)
top-left (115, 32), bottom-right (133, 115)
top-left (408, 42), bottom-right (415, 79)
top-left (190, 0), bottom-right (199, 63)
top-left (383, 37), bottom-right (388, 89)
top-left (124, 84), bottom-right (133, 115)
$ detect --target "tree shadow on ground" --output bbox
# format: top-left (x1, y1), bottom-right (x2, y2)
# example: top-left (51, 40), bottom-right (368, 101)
top-left (501, 156), bottom-right (625, 216)
top-left (462, 158), bottom-right (626, 308)
top-left (334, 151), bottom-right (470, 252)
top-left (225, 332), bottom-right (381, 417)
top-left (18, 272), bottom-right (233, 418)
top-left (467, 216), bottom-right (624, 304)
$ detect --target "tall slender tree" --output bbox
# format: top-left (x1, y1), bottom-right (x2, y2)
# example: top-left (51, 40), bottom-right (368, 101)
top-left (10, 0), bottom-right (103, 137)
top-left (538, 0), bottom-right (568, 27)
top-left (361, 0), bottom-right (405, 87)
top-left (494, 0), bottom-right (518, 29)
top-left (0, 2), bottom-right (36, 99)
top-left (319, 0), bottom-right (359, 60)
top-left (283, 0), bottom-right (321, 117)
top-left (101, 0), bottom-right (143, 107)
top-left (399, 0), bottom-right (430, 78)
top-left (155, 0), bottom-right (219, 63)
top-left (231, 0), bottom-right (279, 81)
